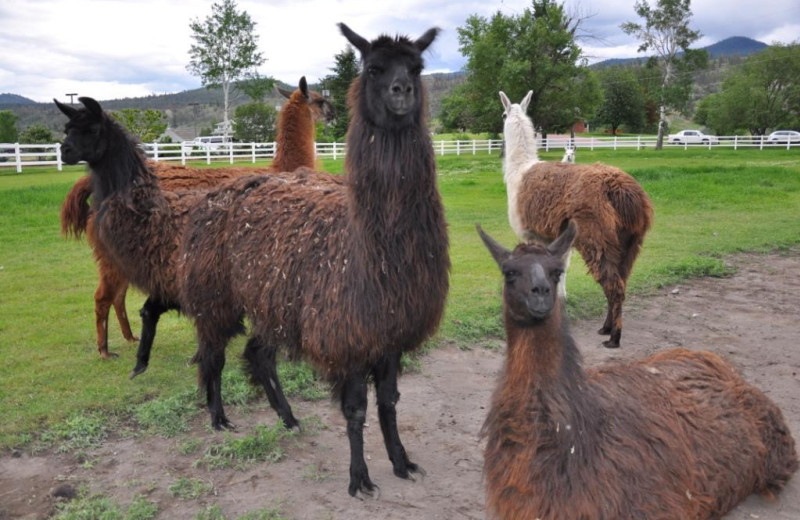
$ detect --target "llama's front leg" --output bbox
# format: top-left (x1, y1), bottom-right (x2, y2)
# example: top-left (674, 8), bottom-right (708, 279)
top-left (373, 352), bottom-right (424, 481)
top-left (93, 283), bottom-right (114, 359)
top-left (129, 297), bottom-right (170, 378)
top-left (242, 337), bottom-right (300, 431)
top-left (340, 372), bottom-right (378, 499)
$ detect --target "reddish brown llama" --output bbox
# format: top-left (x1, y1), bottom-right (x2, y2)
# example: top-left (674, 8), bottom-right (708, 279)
top-left (177, 23), bottom-right (449, 497)
top-left (478, 222), bottom-right (798, 520)
top-left (500, 90), bottom-right (654, 348)
top-left (59, 78), bottom-right (332, 359)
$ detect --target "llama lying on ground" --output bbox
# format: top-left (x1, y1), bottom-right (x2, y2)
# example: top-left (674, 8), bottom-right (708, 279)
top-left (500, 90), bottom-right (653, 348)
top-left (561, 146), bottom-right (575, 163)
top-left (177, 23), bottom-right (449, 497)
top-left (59, 77), bottom-right (332, 359)
top-left (477, 221), bottom-right (798, 520)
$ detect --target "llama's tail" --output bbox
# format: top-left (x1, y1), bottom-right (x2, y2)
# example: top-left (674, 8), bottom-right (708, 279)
top-left (607, 176), bottom-right (654, 237)
top-left (60, 174), bottom-right (93, 239)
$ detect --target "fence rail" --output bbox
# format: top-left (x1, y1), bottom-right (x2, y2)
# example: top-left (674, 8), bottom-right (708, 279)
top-left (1, 136), bottom-right (797, 173)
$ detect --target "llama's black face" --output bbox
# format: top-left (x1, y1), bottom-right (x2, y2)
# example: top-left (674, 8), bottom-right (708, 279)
top-left (55, 97), bottom-right (108, 165)
top-left (340, 23), bottom-right (439, 128)
top-left (478, 222), bottom-right (577, 323)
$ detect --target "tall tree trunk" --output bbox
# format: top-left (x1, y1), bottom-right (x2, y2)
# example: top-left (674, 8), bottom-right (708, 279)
top-left (655, 61), bottom-right (673, 150)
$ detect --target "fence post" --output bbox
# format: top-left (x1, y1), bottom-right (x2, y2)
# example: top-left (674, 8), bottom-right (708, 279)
top-left (614, 136), bottom-right (617, 151)
top-left (637, 136), bottom-right (641, 151)
top-left (181, 144), bottom-right (187, 165)
top-left (472, 140), bottom-right (476, 155)
top-left (456, 140), bottom-right (460, 156)
top-left (760, 135), bottom-right (764, 151)
top-left (252, 142), bottom-right (256, 163)
top-left (440, 141), bottom-right (444, 156)
top-left (56, 143), bottom-right (63, 171)
top-left (153, 142), bottom-right (159, 162)
top-left (229, 142), bottom-right (234, 164)
top-left (205, 146), bottom-right (211, 164)
top-left (14, 143), bottom-right (21, 173)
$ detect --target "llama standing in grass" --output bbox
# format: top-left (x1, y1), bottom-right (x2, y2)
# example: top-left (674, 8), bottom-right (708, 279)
top-left (500, 90), bottom-right (653, 348)
top-left (59, 77), bottom-right (332, 359)
top-left (177, 23), bottom-right (449, 497)
top-left (477, 222), bottom-right (798, 520)
top-left (561, 146), bottom-right (575, 163)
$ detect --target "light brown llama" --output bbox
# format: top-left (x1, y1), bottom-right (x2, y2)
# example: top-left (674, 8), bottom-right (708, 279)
top-left (500, 90), bottom-right (653, 348)
top-left (59, 77), bottom-right (332, 359)
top-left (477, 221), bottom-right (798, 520)
top-left (178, 24), bottom-right (449, 497)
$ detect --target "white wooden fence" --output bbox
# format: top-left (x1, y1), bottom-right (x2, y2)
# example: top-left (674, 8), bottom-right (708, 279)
top-left (1, 136), bottom-right (797, 173)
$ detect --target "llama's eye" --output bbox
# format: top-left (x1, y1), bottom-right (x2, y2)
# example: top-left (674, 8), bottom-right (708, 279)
top-left (504, 270), bottom-right (518, 283)
top-left (551, 269), bottom-right (563, 282)
top-left (410, 65), bottom-right (422, 76)
top-left (367, 66), bottom-right (382, 77)
top-left (502, 113), bottom-right (508, 120)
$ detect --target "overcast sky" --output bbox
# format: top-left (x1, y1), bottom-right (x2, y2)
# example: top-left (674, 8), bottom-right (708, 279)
top-left (1, 0), bottom-right (798, 103)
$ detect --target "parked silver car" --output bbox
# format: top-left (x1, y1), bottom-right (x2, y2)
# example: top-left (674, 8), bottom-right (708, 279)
top-left (766, 130), bottom-right (800, 144)
top-left (668, 130), bottom-right (719, 145)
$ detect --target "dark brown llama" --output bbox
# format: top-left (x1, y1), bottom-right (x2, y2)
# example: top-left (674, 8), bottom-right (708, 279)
top-left (500, 91), bottom-right (654, 348)
top-left (59, 77), bottom-right (333, 359)
top-left (477, 222), bottom-right (798, 520)
top-left (178, 24), bottom-right (449, 497)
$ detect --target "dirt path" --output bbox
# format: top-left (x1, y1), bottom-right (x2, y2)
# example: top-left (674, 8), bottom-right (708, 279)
top-left (2, 249), bottom-right (799, 519)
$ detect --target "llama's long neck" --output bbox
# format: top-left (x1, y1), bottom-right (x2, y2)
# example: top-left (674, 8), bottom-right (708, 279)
top-left (503, 111), bottom-right (541, 240)
top-left (271, 94), bottom-right (315, 172)
top-left (90, 124), bottom-right (157, 208)
top-left (487, 303), bottom-right (596, 448)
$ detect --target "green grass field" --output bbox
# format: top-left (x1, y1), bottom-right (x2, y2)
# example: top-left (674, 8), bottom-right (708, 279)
top-left (2, 147), bottom-right (799, 449)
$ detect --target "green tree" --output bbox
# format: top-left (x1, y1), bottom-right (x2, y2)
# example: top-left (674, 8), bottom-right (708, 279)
top-left (0, 110), bottom-right (18, 143)
top-left (453, 0), bottom-right (598, 135)
top-left (238, 74), bottom-right (276, 103)
top-left (111, 108), bottom-right (168, 143)
top-left (188, 0), bottom-right (265, 134)
top-left (439, 83), bottom-right (473, 132)
top-left (320, 46), bottom-right (360, 141)
top-left (233, 102), bottom-right (277, 142)
top-left (621, 0), bottom-right (708, 148)
top-left (698, 44), bottom-right (800, 135)
top-left (19, 124), bottom-right (54, 144)
top-left (593, 66), bottom-right (645, 134)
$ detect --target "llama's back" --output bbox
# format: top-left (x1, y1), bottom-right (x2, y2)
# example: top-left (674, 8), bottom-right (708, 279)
top-left (592, 348), bottom-right (797, 518)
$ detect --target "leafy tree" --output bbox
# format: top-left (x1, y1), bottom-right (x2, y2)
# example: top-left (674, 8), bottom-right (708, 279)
top-left (111, 109), bottom-right (168, 143)
top-left (593, 67), bottom-right (645, 134)
top-left (697, 44), bottom-right (800, 135)
top-left (238, 74), bottom-right (276, 103)
top-left (0, 110), bottom-right (18, 142)
top-left (233, 102), bottom-right (277, 142)
top-left (19, 124), bottom-right (54, 144)
top-left (621, 0), bottom-right (708, 148)
top-left (188, 0), bottom-right (265, 134)
top-left (320, 46), bottom-right (360, 141)
top-left (452, 0), bottom-right (599, 135)
top-left (439, 83), bottom-right (472, 132)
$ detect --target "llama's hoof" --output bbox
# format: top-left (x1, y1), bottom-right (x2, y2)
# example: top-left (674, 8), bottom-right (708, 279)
top-left (99, 351), bottom-right (119, 359)
top-left (125, 335), bottom-right (140, 343)
top-left (128, 364), bottom-right (148, 380)
top-left (351, 482), bottom-right (380, 501)
top-left (602, 339), bottom-right (620, 349)
top-left (212, 418), bottom-right (236, 431)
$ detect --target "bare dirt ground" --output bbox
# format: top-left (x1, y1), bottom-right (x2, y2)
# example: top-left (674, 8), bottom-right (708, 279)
top-left (2, 249), bottom-right (799, 519)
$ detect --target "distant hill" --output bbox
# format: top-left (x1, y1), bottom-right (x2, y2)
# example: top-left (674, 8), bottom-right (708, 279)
top-left (0, 93), bottom-right (36, 105)
top-left (592, 36), bottom-right (767, 68)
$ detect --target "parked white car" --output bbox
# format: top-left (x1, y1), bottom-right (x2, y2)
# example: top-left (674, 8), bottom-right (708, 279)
top-left (181, 135), bottom-right (232, 155)
top-left (766, 130), bottom-right (800, 145)
top-left (668, 130), bottom-right (719, 145)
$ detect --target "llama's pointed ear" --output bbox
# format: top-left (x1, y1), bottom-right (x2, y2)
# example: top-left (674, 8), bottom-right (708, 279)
top-left (499, 92), bottom-right (512, 112)
top-left (299, 76), bottom-right (309, 99)
top-left (520, 90), bottom-right (533, 112)
top-left (54, 98), bottom-right (78, 119)
top-left (548, 220), bottom-right (578, 259)
top-left (79, 97), bottom-right (103, 119)
top-left (476, 224), bottom-right (511, 268)
top-left (277, 84), bottom-right (293, 99)
top-left (415, 27), bottom-right (440, 52)
top-left (339, 23), bottom-right (371, 56)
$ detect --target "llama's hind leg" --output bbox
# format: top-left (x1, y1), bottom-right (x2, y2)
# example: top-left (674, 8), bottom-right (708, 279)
top-left (242, 337), bottom-right (300, 431)
top-left (93, 281), bottom-right (115, 358)
top-left (111, 282), bottom-right (138, 343)
top-left (197, 337), bottom-right (234, 431)
top-left (129, 297), bottom-right (171, 379)
top-left (599, 276), bottom-right (625, 348)
top-left (340, 372), bottom-right (378, 499)
top-left (372, 351), bottom-right (424, 481)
